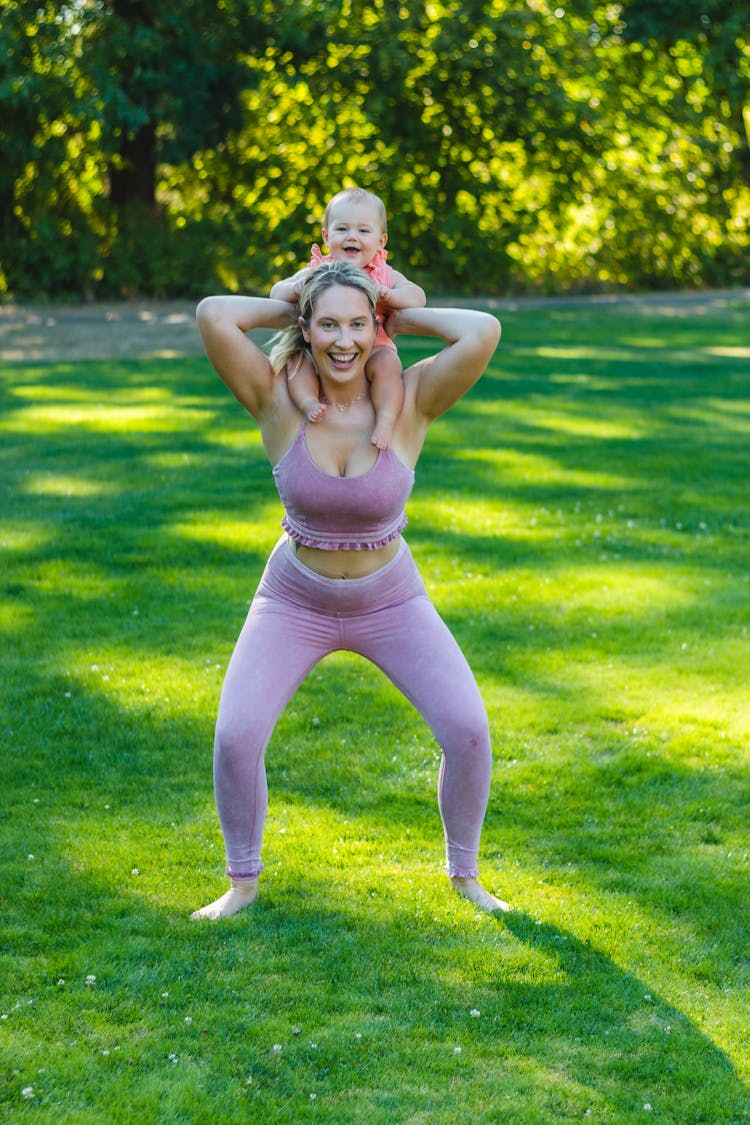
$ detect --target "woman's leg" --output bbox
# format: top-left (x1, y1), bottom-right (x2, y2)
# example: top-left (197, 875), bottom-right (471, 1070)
top-left (344, 589), bottom-right (508, 911)
top-left (192, 587), bottom-right (338, 919)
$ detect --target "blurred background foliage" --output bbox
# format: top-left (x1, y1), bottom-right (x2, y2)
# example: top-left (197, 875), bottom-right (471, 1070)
top-left (1, 0), bottom-right (748, 299)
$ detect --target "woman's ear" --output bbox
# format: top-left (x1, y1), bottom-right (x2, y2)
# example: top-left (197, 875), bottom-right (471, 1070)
top-left (298, 315), bottom-right (310, 343)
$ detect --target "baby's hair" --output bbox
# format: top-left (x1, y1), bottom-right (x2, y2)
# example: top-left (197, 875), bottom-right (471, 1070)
top-left (324, 188), bottom-right (388, 235)
top-left (268, 260), bottom-right (378, 376)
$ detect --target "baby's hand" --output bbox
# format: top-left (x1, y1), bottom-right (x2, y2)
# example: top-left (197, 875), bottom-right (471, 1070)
top-left (376, 285), bottom-right (393, 305)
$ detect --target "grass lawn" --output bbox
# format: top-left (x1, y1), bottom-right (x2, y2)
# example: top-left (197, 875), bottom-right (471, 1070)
top-left (1, 295), bottom-right (748, 1122)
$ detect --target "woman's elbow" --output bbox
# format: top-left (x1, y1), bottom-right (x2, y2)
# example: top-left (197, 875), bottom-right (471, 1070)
top-left (477, 312), bottom-right (501, 351)
top-left (196, 296), bottom-right (228, 334)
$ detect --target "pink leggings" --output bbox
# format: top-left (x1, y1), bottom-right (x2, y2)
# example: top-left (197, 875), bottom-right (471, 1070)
top-left (213, 537), bottom-right (492, 880)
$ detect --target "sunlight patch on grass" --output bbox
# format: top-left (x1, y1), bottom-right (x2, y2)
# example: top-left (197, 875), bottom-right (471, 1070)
top-left (515, 343), bottom-right (644, 361)
top-left (15, 559), bottom-right (118, 599)
top-left (3, 404), bottom-right (196, 434)
top-left (0, 525), bottom-right (52, 551)
top-left (467, 449), bottom-right (630, 490)
top-left (200, 428), bottom-right (265, 450)
top-left (170, 513), bottom-right (280, 552)
top-left (704, 345), bottom-right (750, 358)
top-left (671, 400), bottom-right (750, 434)
top-left (517, 407), bottom-right (645, 441)
top-left (0, 603), bottom-right (35, 632)
top-left (543, 564), bottom-right (694, 614)
top-left (22, 472), bottom-right (121, 498)
top-left (9, 382), bottom-right (178, 405)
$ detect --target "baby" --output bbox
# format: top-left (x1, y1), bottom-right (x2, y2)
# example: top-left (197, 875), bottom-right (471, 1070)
top-left (270, 188), bottom-right (426, 449)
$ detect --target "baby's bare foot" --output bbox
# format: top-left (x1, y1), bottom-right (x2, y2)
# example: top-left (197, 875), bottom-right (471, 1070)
top-left (450, 876), bottom-right (509, 914)
top-left (370, 423), bottom-right (393, 450)
top-left (303, 397), bottom-right (327, 423)
top-left (191, 877), bottom-right (259, 921)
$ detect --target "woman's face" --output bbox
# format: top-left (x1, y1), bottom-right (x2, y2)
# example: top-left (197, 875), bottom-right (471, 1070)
top-left (302, 285), bottom-right (377, 385)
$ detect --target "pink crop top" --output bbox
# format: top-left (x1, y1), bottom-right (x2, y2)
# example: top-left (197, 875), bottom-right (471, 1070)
top-left (272, 420), bottom-right (414, 550)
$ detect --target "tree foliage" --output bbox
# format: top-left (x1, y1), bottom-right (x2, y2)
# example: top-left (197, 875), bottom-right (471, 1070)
top-left (1, 0), bottom-right (748, 298)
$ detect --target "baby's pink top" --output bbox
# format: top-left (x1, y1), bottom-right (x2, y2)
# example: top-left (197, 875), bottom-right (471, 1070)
top-left (273, 419), bottom-right (414, 550)
top-left (308, 245), bottom-right (396, 351)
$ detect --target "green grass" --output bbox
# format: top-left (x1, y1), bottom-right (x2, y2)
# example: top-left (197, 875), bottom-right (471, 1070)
top-left (1, 296), bottom-right (749, 1122)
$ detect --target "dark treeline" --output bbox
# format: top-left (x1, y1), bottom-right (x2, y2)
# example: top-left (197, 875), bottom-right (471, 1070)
top-left (1, 0), bottom-right (748, 300)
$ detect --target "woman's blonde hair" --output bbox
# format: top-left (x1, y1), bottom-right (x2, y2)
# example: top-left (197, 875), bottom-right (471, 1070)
top-left (268, 260), bottom-right (378, 376)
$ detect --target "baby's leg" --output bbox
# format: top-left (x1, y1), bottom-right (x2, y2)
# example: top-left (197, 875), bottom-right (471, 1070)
top-left (286, 354), bottom-right (326, 422)
top-left (366, 348), bottom-right (405, 450)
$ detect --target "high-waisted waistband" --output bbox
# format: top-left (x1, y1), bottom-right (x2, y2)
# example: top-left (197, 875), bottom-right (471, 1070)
top-left (257, 535), bottom-right (427, 616)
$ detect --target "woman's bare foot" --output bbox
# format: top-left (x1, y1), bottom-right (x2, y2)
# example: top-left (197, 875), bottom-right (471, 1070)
top-left (190, 877), bottom-right (259, 921)
top-left (450, 876), bottom-right (509, 914)
top-left (302, 396), bottom-right (327, 423)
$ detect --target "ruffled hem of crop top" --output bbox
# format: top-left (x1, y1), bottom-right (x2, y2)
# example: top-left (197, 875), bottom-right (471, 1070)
top-left (272, 420), bottom-right (415, 551)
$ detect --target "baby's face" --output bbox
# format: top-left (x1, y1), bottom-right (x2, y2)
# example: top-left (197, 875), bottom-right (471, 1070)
top-left (322, 200), bottom-right (387, 269)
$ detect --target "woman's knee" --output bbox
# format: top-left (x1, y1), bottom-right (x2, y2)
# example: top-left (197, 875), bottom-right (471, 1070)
top-left (437, 709), bottom-right (491, 762)
top-left (214, 713), bottom-right (266, 771)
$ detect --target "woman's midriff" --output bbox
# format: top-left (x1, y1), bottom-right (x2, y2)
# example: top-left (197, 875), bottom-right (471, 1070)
top-left (290, 536), bottom-right (401, 579)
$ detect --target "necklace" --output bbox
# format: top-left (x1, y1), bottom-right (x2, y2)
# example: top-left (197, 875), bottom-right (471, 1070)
top-left (320, 385), bottom-right (369, 412)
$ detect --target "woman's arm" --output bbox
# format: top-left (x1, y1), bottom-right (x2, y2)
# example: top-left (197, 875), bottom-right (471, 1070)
top-left (196, 295), bottom-right (297, 420)
top-left (390, 306), bottom-right (501, 422)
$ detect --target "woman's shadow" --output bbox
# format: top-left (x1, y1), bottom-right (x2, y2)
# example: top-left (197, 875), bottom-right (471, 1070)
top-left (486, 907), bottom-right (749, 1120)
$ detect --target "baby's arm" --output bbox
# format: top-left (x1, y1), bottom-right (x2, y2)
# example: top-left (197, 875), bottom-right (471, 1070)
top-left (287, 353), bottom-right (326, 423)
top-left (376, 270), bottom-right (427, 311)
top-left (269, 267), bottom-right (314, 303)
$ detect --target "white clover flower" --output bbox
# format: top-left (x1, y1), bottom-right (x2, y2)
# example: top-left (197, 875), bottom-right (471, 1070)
top-left (272, 1044), bottom-right (282, 1055)
top-left (184, 1017), bottom-right (192, 1024)
top-left (85, 975), bottom-right (96, 986)
top-left (453, 1046), bottom-right (462, 1054)
top-left (22, 1087), bottom-right (34, 1099)
top-left (469, 1009), bottom-right (480, 1018)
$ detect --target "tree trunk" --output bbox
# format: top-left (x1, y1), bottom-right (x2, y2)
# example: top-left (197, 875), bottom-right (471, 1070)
top-left (109, 121), bottom-right (157, 210)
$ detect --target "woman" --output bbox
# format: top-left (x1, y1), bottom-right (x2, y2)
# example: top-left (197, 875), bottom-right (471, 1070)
top-left (192, 260), bottom-right (506, 920)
